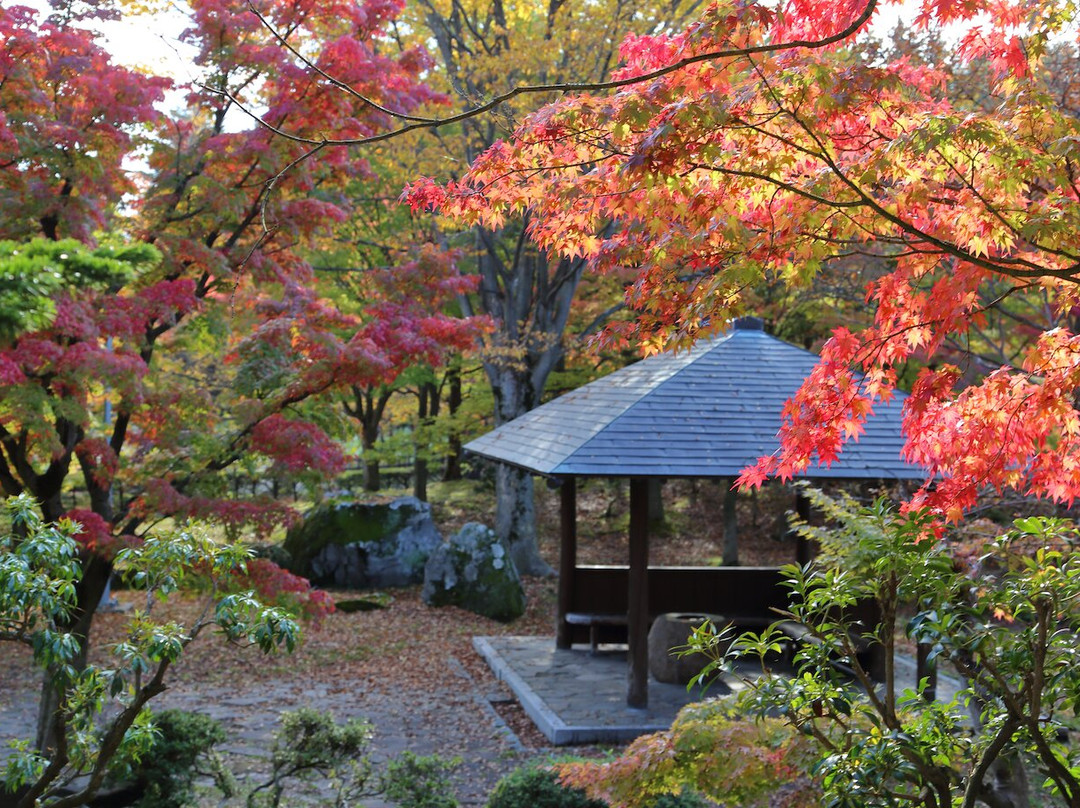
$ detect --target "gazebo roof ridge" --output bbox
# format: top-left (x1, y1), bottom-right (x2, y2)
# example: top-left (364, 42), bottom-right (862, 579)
top-left (466, 318), bottom-right (925, 481)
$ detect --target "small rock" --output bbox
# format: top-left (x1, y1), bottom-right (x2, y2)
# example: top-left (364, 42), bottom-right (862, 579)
top-left (422, 523), bottom-right (526, 622)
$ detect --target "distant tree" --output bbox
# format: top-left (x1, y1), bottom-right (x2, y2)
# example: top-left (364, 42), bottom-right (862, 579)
top-left (392, 0), bottom-right (702, 573)
top-left (331, 248), bottom-right (485, 492)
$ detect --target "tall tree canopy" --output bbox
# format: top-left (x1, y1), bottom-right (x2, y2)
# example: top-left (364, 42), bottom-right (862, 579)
top-left (386, 0), bottom-right (704, 573)
top-left (407, 0), bottom-right (1080, 522)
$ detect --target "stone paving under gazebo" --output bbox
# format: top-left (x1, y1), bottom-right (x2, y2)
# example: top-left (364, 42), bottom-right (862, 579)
top-left (474, 636), bottom-right (961, 745)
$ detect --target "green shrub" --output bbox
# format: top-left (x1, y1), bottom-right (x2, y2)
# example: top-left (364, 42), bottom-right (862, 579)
top-left (650, 792), bottom-right (709, 808)
top-left (132, 709), bottom-right (233, 808)
top-left (384, 750), bottom-right (461, 808)
top-left (247, 707), bottom-right (374, 808)
top-left (488, 764), bottom-right (708, 808)
top-left (488, 765), bottom-right (606, 808)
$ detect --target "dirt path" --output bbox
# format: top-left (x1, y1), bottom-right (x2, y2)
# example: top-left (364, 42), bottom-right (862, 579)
top-left (147, 657), bottom-right (544, 806)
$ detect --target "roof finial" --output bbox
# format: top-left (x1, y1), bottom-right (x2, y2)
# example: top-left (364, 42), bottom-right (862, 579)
top-left (733, 316), bottom-right (764, 331)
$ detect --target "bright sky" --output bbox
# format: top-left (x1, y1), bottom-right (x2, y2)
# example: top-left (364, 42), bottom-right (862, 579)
top-left (20, 0), bottom-right (194, 101)
top-left (24, 0), bottom-right (924, 84)
top-left (97, 9), bottom-right (193, 79)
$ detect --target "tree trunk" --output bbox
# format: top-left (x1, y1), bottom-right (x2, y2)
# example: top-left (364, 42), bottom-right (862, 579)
top-left (343, 385), bottom-right (393, 493)
top-left (495, 463), bottom-right (549, 574)
top-left (471, 234), bottom-right (587, 577)
top-left (443, 360), bottom-right (464, 481)
top-left (36, 554), bottom-right (111, 755)
top-left (414, 451), bottom-right (428, 502)
top-left (362, 418), bottom-right (381, 492)
top-left (487, 360), bottom-right (556, 576)
top-left (414, 381), bottom-right (439, 502)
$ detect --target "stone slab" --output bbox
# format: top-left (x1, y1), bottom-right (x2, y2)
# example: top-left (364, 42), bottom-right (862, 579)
top-left (473, 635), bottom-right (963, 746)
top-left (473, 636), bottom-right (726, 745)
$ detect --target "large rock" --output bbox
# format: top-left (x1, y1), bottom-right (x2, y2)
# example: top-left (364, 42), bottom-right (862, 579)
top-left (283, 497), bottom-right (442, 588)
top-left (422, 523), bottom-right (525, 622)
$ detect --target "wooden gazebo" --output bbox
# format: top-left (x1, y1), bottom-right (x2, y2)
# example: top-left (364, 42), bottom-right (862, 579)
top-left (465, 318), bottom-right (926, 707)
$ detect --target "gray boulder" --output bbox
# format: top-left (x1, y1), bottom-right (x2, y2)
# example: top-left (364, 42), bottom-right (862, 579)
top-left (422, 523), bottom-right (525, 622)
top-left (283, 497), bottom-right (442, 588)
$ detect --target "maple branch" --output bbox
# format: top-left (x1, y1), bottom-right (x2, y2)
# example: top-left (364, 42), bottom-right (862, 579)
top-left (931, 142), bottom-right (1080, 265)
top-left (579, 300), bottom-right (628, 337)
top-left (941, 282), bottom-right (1045, 371)
top-left (247, 1), bottom-right (435, 126)
top-left (688, 159), bottom-right (868, 208)
top-left (219, 0), bottom-right (879, 157)
top-left (943, 333), bottom-right (1022, 374)
top-left (749, 75), bottom-right (1080, 283)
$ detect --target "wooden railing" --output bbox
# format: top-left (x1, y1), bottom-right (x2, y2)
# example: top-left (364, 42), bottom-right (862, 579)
top-left (560, 565), bottom-right (886, 681)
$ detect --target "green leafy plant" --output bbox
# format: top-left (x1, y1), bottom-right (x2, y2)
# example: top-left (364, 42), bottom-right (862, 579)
top-left (113, 709), bottom-right (234, 808)
top-left (489, 764), bottom-right (609, 808)
top-left (244, 708), bottom-right (460, 808)
top-left (245, 708), bottom-right (374, 808)
top-left (385, 750), bottom-right (463, 808)
top-left (559, 491), bottom-right (1080, 808)
top-left (0, 494), bottom-right (301, 808)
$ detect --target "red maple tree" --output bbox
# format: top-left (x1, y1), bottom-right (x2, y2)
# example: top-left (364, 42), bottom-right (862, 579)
top-left (0, 0), bottom-right (476, 753)
top-left (407, 0), bottom-right (1080, 522)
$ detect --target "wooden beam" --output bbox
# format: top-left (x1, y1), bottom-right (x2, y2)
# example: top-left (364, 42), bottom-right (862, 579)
top-left (627, 477), bottom-right (650, 708)
top-left (556, 477), bottom-right (577, 649)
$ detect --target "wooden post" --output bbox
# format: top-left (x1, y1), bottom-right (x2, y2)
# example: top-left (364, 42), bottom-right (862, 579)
top-left (557, 477), bottom-right (577, 649)
top-left (722, 477), bottom-right (739, 565)
top-left (628, 477), bottom-right (650, 708)
top-left (795, 492), bottom-right (812, 566)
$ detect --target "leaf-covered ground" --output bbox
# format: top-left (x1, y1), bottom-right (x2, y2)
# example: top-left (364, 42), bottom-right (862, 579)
top-left (0, 579), bottom-right (572, 806)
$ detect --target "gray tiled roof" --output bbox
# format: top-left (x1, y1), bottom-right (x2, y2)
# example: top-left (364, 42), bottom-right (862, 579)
top-left (465, 320), bottom-right (925, 480)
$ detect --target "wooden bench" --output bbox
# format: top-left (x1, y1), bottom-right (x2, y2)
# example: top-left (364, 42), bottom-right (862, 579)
top-left (561, 566), bottom-right (885, 681)
top-left (562, 566), bottom-right (795, 653)
top-left (564, 612), bottom-right (628, 654)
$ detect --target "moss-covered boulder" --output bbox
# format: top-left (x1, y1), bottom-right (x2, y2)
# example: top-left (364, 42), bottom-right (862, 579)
top-left (283, 497), bottom-right (442, 588)
top-left (422, 523), bottom-right (525, 622)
